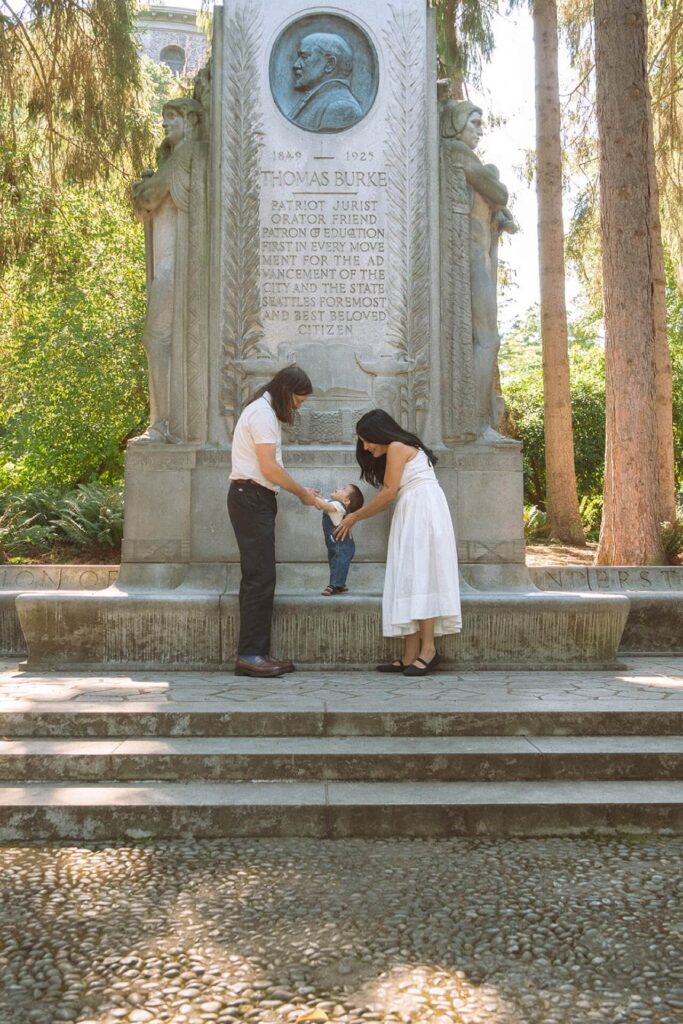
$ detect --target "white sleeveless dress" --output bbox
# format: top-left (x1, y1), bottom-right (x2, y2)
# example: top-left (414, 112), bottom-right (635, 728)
top-left (382, 449), bottom-right (462, 637)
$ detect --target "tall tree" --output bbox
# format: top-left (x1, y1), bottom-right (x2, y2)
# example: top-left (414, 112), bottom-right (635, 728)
top-left (594, 0), bottom-right (664, 564)
top-left (648, 127), bottom-right (677, 522)
top-left (435, 0), bottom-right (498, 96)
top-left (561, 0), bottom-right (678, 522)
top-left (0, 0), bottom-right (156, 269)
top-left (533, 0), bottom-right (585, 544)
top-left (646, 3), bottom-right (679, 521)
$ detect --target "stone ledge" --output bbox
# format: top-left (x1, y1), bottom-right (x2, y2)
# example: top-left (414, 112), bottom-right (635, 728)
top-left (16, 588), bottom-right (221, 669)
top-left (15, 586), bottom-right (629, 671)
top-left (529, 565), bottom-right (683, 653)
top-left (0, 566), bottom-right (118, 657)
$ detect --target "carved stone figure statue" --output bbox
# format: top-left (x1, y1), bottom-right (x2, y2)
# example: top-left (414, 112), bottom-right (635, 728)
top-left (289, 33), bottom-right (363, 132)
top-left (440, 100), bottom-right (517, 443)
top-left (131, 95), bottom-right (209, 444)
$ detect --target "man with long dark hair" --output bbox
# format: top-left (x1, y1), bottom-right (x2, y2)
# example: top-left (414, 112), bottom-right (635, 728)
top-left (228, 366), bottom-right (317, 677)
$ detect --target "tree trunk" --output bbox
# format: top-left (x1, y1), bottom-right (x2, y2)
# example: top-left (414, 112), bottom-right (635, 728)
top-left (533, 0), bottom-right (585, 544)
top-left (648, 132), bottom-right (677, 522)
top-left (594, 0), bottom-right (664, 565)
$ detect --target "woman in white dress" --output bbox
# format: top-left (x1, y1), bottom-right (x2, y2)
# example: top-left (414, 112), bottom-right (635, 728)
top-left (335, 409), bottom-right (461, 675)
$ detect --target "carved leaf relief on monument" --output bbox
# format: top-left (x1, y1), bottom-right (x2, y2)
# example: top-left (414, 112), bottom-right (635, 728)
top-left (220, 2), bottom-right (266, 432)
top-left (382, 4), bottom-right (431, 433)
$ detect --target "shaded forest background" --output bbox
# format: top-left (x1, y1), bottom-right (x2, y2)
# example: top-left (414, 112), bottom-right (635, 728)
top-left (0, 0), bottom-right (681, 563)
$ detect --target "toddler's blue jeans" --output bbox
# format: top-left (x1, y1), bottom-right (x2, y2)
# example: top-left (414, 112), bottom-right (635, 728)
top-left (322, 513), bottom-right (355, 588)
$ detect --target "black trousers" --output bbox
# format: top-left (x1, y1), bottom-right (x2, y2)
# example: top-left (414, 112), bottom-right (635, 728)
top-left (227, 481), bottom-right (277, 656)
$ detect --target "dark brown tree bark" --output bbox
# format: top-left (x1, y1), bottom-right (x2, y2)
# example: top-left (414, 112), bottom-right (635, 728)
top-left (594, 0), bottom-right (664, 565)
top-left (533, 0), bottom-right (585, 545)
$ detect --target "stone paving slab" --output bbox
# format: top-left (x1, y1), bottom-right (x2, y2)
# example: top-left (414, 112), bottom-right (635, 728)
top-left (0, 655), bottom-right (682, 712)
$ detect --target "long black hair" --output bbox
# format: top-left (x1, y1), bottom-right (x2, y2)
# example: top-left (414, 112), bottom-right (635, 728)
top-left (355, 409), bottom-right (437, 488)
top-left (249, 365), bottom-right (313, 425)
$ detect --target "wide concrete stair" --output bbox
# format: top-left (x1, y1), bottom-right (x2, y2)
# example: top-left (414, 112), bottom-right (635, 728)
top-left (0, 702), bottom-right (681, 839)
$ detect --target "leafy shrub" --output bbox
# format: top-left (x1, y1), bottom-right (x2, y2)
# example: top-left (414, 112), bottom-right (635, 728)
top-left (0, 483), bottom-right (123, 561)
top-left (500, 307), bottom-right (607, 508)
top-left (0, 487), bottom-right (63, 558)
top-left (523, 504), bottom-right (550, 543)
top-left (0, 185), bottom-right (149, 491)
top-left (579, 494), bottom-right (603, 542)
top-left (52, 483), bottom-right (124, 548)
top-left (660, 513), bottom-right (683, 565)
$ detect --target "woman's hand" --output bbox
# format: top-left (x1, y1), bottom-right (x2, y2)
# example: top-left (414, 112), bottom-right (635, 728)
top-left (334, 513), bottom-right (358, 541)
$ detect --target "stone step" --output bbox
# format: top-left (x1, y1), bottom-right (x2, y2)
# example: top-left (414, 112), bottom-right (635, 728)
top-left (1, 705), bottom-right (682, 737)
top-left (0, 780), bottom-right (680, 839)
top-left (1, 736), bottom-right (682, 783)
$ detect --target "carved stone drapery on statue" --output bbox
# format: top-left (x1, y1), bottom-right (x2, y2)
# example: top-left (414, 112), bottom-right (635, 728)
top-left (439, 100), bottom-right (517, 445)
top-left (440, 125), bottom-right (476, 443)
top-left (131, 92), bottom-right (209, 444)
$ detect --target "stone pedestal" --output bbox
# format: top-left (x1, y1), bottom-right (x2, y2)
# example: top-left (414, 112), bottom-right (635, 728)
top-left (121, 440), bottom-right (524, 570)
top-left (119, 0), bottom-right (527, 587)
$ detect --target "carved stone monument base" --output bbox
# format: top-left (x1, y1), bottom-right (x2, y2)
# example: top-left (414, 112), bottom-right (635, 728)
top-left (121, 440), bottom-right (525, 570)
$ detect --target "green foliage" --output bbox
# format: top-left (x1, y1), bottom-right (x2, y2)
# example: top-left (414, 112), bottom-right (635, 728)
top-left (579, 493), bottom-right (603, 541)
top-left (0, 0), bottom-right (154, 190)
top-left (52, 483), bottom-right (124, 548)
top-left (501, 291), bottom-right (683, 516)
top-left (434, 0), bottom-right (498, 89)
top-left (660, 514), bottom-right (683, 565)
top-left (667, 267), bottom-right (683, 468)
top-left (140, 55), bottom-right (183, 122)
top-left (0, 183), bottom-right (149, 490)
top-left (0, 487), bottom-right (62, 557)
top-left (0, 483), bottom-right (123, 561)
top-left (523, 504), bottom-right (549, 543)
top-left (500, 305), bottom-right (607, 507)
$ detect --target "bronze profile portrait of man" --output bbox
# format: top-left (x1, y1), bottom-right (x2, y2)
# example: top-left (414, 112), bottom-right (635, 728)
top-left (270, 15), bottom-right (378, 134)
top-left (289, 32), bottom-right (363, 132)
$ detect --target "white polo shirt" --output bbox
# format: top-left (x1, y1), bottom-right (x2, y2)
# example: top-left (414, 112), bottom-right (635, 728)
top-left (229, 392), bottom-right (282, 492)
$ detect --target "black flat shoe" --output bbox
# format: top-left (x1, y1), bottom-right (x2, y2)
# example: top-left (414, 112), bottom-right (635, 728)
top-left (376, 659), bottom-right (407, 673)
top-left (402, 652), bottom-right (441, 676)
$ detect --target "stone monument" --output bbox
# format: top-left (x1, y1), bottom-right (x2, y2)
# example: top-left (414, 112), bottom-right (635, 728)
top-left (15, 0), bottom-right (629, 669)
top-left (123, 0), bottom-right (526, 574)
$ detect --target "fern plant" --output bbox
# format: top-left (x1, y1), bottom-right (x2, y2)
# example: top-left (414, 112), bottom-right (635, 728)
top-left (660, 511), bottom-right (683, 565)
top-left (523, 504), bottom-right (550, 543)
top-left (53, 484), bottom-right (124, 548)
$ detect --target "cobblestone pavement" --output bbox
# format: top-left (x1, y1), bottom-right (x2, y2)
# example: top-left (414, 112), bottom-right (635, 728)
top-left (0, 657), bottom-right (682, 711)
top-left (0, 837), bottom-right (681, 1024)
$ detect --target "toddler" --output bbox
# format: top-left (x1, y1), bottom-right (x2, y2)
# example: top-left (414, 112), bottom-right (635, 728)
top-left (315, 484), bottom-right (364, 595)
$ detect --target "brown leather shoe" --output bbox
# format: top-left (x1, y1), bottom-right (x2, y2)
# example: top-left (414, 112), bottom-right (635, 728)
top-left (234, 655), bottom-right (284, 678)
top-left (268, 656), bottom-right (296, 674)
